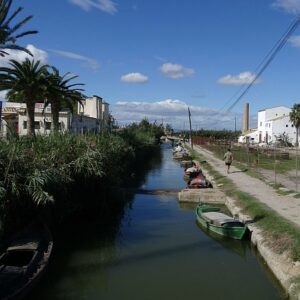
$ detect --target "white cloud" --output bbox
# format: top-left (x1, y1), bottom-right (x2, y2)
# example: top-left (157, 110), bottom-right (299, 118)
top-left (49, 49), bottom-right (100, 70)
top-left (121, 72), bottom-right (148, 83)
top-left (289, 35), bottom-right (300, 47)
top-left (69, 0), bottom-right (118, 14)
top-left (0, 44), bottom-right (48, 67)
top-left (217, 72), bottom-right (260, 86)
top-left (272, 0), bottom-right (300, 14)
top-left (159, 63), bottom-right (195, 79)
top-left (111, 99), bottom-right (244, 130)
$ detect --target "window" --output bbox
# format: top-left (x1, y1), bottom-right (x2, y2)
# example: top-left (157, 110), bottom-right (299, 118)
top-left (286, 124), bottom-right (288, 127)
top-left (45, 122), bottom-right (51, 130)
top-left (23, 121), bottom-right (40, 130)
top-left (260, 122), bottom-right (262, 126)
top-left (34, 121), bottom-right (40, 129)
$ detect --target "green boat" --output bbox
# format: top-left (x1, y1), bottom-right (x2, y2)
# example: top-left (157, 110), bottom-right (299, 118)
top-left (195, 204), bottom-right (247, 240)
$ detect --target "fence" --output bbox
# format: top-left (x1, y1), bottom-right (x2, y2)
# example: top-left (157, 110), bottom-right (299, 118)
top-left (192, 135), bottom-right (300, 192)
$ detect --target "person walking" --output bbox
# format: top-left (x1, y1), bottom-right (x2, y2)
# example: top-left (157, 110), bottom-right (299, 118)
top-left (223, 148), bottom-right (233, 174)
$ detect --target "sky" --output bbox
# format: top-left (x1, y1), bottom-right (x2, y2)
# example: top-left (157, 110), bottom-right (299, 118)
top-left (1, 0), bottom-right (300, 130)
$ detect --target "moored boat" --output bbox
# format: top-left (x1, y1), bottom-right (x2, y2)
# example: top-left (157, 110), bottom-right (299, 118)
top-left (180, 160), bottom-right (194, 168)
top-left (195, 203), bottom-right (247, 240)
top-left (188, 175), bottom-right (213, 188)
top-left (173, 151), bottom-right (191, 160)
top-left (0, 220), bottom-right (53, 300)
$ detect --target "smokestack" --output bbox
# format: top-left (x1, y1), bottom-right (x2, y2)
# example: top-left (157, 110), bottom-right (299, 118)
top-left (243, 102), bottom-right (249, 134)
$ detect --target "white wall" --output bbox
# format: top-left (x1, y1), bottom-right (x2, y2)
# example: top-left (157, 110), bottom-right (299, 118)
top-left (271, 116), bottom-right (296, 145)
top-left (78, 96), bottom-right (103, 120)
top-left (18, 111), bottom-right (70, 135)
top-left (265, 106), bottom-right (290, 121)
top-left (256, 106), bottom-right (293, 144)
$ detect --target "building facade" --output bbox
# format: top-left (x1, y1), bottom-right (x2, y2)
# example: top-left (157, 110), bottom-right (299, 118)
top-left (0, 95), bottom-right (110, 137)
top-left (77, 95), bottom-right (110, 131)
top-left (239, 105), bottom-right (297, 146)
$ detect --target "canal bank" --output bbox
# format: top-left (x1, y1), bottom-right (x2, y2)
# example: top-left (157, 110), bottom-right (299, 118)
top-left (185, 144), bottom-right (300, 299)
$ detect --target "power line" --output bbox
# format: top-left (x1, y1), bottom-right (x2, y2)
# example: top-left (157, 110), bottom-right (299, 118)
top-left (223, 15), bottom-right (300, 112)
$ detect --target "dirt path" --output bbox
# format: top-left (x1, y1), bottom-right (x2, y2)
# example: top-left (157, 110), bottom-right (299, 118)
top-left (193, 145), bottom-right (300, 228)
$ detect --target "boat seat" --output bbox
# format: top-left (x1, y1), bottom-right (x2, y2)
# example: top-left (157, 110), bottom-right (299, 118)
top-left (202, 212), bottom-right (234, 224)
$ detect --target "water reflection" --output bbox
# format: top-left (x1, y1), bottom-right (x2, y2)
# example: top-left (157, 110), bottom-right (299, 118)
top-left (195, 220), bottom-right (248, 258)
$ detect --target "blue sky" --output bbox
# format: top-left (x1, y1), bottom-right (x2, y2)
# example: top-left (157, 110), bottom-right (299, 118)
top-left (1, 0), bottom-right (300, 130)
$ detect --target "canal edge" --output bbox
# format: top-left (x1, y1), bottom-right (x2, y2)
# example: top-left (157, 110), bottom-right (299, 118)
top-left (179, 145), bottom-right (300, 299)
top-left (226, 197), bottom-right (300, 299)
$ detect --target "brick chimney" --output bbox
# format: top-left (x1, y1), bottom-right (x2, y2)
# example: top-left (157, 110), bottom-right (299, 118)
top-left (243, 102), bottom-right (249, 134)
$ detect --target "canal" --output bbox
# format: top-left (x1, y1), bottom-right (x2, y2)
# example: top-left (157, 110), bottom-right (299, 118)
top-left (27, 143), bottom-right (285, 300)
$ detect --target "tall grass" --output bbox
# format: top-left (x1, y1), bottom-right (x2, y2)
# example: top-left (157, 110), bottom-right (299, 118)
top-left (0, 123), bottom-right (164, 235)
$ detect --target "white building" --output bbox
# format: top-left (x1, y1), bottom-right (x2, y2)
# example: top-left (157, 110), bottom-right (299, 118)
top-left (239, 105), bottom-right (297, 146)
top-left (238, 128), bottom-right (257, 144)
top-left (0, 95), bottom-right (111, 137)
top-left (77, 95), bottom-right (110, 130)
top-left (257, 106), bottom-right (293, 144)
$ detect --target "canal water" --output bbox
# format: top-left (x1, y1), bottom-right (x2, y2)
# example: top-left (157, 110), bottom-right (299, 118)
top-left (28, 143), bottom-right (285, 300)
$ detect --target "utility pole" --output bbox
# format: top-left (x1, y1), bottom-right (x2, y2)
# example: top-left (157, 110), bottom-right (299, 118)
top-left (188, 107), bottom-right (193, 149)
top-left (234, 116), bottom-right (236, 133)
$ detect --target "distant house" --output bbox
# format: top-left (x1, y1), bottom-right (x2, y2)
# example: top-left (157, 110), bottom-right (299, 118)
top-left (239, 105), bottom-right (297, 146)
top-left (238, 128), bottom-right (257, 144)
top-left (0, 95), bottom-right (110, 137)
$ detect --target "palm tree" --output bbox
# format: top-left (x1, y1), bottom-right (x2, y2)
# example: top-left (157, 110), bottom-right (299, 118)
top-left (45, 67), bottom-right (85, 132)
top-left (0, 58), bottom-right (48, 135)
top-left (290, 103), bottom-right (300, 147)
top-left (0, 0), bottom-right (37, 56)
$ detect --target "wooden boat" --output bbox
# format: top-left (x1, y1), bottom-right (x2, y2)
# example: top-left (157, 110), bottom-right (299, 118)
top-left (180, 160), bottom-right (194, 168)
top-left (188, 175), bottom-right (213, 188)
top-left (0, 220), bottom-right (53, 300)
top-left (195, 204), bottom-right (247, 240)
top-left (184, 169), bottom-right (202, 182)
top-left (173, 152), bottom-right (191, 160)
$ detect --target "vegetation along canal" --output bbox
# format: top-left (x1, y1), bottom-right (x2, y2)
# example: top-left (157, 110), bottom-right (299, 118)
top-left (27, 143), bottom-right (285, 300)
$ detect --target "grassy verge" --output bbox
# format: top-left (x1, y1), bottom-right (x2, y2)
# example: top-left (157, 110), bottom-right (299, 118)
top-left (189, 147), bottom-right (300, 261)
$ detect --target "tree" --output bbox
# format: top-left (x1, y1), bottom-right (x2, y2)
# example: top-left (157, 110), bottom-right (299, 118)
top-left (44, 67), bottom-right (85, 132)
top-left (0, 58), bottom-right (48, 135)
top-left (0, 0), bottom-right (37, 56)
top-left (290, 103), bottom-right (300, 147)
top-left (165, 123), bottom-right (173, 135)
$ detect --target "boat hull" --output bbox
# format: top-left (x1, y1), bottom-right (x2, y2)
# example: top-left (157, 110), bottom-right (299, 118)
top-left (0, 220), bottom-right (53, 300)
top-left (195, 205), bottom-right (247, 240)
